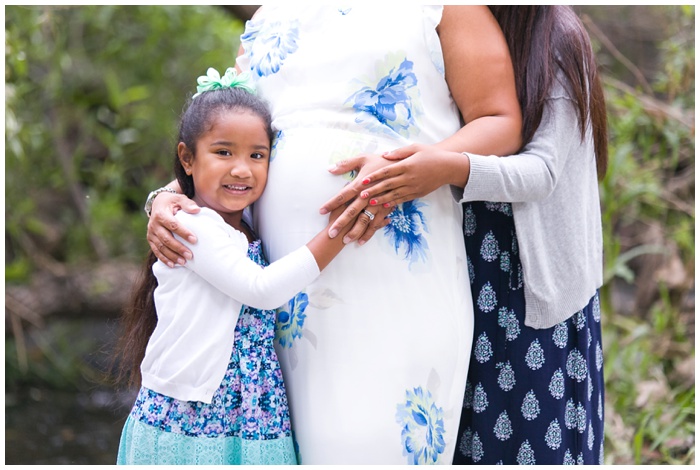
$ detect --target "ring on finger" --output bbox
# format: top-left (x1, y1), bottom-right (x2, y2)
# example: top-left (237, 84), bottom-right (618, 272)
top-left (362, 209), bottom-right (375, 221)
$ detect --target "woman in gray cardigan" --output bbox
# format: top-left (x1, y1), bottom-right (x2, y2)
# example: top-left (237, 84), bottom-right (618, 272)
top-left (449, 6), bottom-right (608, 464)
top-left (323, 5), bottom-right (608, 465)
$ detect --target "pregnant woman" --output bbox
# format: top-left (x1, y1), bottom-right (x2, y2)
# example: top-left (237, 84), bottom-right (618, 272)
top-left (147, 5), bottom-right (521, 464)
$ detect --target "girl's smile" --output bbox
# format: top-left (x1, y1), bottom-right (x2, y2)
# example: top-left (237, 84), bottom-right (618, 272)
top-left (223, 184), bottom-right (252, 193)
top-left (178, 109), bottom-right (270, 229)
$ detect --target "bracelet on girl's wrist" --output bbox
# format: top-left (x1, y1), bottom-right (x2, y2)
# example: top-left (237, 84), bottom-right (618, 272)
top-left (144, 187), bottom-right (178, 217)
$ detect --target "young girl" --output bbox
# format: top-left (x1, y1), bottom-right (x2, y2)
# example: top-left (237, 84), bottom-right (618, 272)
top-left (114, 68), bottom-right (361, 465)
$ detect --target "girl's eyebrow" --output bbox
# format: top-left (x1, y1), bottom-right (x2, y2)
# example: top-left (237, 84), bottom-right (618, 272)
top-left (209, 141), bottom-right (270, 151)
top-left (210, 140), bottom-right (234, 145)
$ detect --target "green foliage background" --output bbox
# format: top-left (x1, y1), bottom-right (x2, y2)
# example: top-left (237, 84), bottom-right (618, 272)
top-left (6, 5), bottom-right (243, 270)
top-left (5, 5), bottom-right (695, 465)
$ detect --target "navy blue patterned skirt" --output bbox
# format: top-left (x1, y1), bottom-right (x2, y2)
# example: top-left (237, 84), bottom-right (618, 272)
top-left (453, 201), bottom-right (605, 465)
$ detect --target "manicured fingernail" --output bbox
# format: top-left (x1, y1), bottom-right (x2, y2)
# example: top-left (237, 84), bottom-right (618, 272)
top-left (184, 252), bottom-right (193, 260)
top-left (177, 258), bottom-right (186, 266)
top-left (382, 151), bottom-right (390, 156)
top-left (319, 207), bottom-right (329, 215)
top-left (358, 239), bottom-right (366, 246)
top-left (369, 199), bottom-right (378, 206)
top-left (383, 203), bottom-right (391, 208)
top-left (362, 178), bottom-right (370, 185)
top-left (343, 235), bottom-right (353, 244)
top-left (188, 236), bottom-right (197, 244)
top-left (329, 228), bottom-right (338, 239)
top-left (327, 164), bottom-right (337, 171)
top-left (361, 191), bottom-right (369, 199)
top-left (167, 261), bottom-right (175, 269)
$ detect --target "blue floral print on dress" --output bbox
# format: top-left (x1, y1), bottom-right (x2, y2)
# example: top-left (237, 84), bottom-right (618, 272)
top-left (496, 362), bottom-right (516, 391)
top-left (525, 339), bottom-right (546, 370)
top-left (471, 432), bottom-right (485, 462)
top-left (498, 306), bottom-right (521, 341)
top-left (494, 411), bottom-right (513, 441)
top-left (473, 333), bottom-right (493, 364)
top-left (384, 200), bottom-right (429, 267)
top-left (517, 440), bottom-right (536, 464)
top-left (270, 130), bottom-right (284, 162)
top-left (347, 58), bottom-right (420, 137)
top-left (457, 201), bottom-right (605, 464)
top-left (396, 386), bottom-right (446, 465)
top-left (275, 291), bottom-right (308, 348)
top-left (241, 18), bottom-right (300, 77)
top-left (545, 419), bottom-right (563, 450)
top-left (472, 383), bottom-right (488, 413)
top-left (477, 282), bottom-right (497, 312)
top-left (521, 390), bottom-right (541, 421)
top-left (549, 369), bottom-right (566, 399)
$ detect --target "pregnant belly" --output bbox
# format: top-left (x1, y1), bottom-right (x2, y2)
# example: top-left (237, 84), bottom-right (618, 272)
top-left (255, 128), bottom-right (404, 261)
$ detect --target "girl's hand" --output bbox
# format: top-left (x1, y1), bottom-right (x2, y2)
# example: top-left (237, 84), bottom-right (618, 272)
top-left (319, 154), bottom-right (394, 245)
top-left (336, 143), bottom-right (470, 209)
top-left (147, 192), bottom-right (201, 267)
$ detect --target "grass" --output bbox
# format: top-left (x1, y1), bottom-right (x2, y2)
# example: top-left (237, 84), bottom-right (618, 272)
top-left (601, 286), bottom-right (694, 464)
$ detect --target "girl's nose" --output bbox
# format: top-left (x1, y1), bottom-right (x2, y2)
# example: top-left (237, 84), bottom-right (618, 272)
top-left (230, 160), bottom-right (252, 178)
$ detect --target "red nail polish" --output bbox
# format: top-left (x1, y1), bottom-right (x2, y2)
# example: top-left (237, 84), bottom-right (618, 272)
top-left (362, 178), bottom-right (370, 185)
top-left (370, 199), bottom-right (378, 206)
top-left (361, 191), bottom-right (369, 199)
top-left (383, 203), bottom-right (390, 208)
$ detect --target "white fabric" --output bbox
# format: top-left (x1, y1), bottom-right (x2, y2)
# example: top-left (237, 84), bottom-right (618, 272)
top-left (141, 208), bottom-right (319, 403)
top-left (455, 77), bottom-right (604, 328)
top-left (237, 5), bottom-right (472, 464)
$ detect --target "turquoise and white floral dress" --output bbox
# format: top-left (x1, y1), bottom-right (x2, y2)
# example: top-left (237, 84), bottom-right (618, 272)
top-left (237, 5), bottom-right (473, 464)
top-left (116, 241), bottom-right (297, 465)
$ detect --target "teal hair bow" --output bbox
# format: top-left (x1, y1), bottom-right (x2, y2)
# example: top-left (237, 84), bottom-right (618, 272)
top-left (192, 67), bottom-right (256, 98)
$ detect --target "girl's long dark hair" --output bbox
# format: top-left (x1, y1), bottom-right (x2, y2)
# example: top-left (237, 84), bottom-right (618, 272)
top-left (113, 86), bottom-right (273, 389)
top-left (488, 5), bottom-right (608, 178)
top-left (113, 251), bottom-right (158, 388)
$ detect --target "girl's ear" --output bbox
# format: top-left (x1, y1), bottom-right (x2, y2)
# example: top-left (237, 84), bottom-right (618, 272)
top-left (178, 142), bottom-right (194, 175)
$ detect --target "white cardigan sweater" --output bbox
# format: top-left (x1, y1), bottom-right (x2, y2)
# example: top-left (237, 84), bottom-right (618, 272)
top-left (141, 208), bottom-right (319, 403)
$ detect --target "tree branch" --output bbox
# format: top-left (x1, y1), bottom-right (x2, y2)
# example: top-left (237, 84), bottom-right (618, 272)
top-left (582, 13), bottom-right (655, 96)
top-left (603, 75), bottom-right (695, 130)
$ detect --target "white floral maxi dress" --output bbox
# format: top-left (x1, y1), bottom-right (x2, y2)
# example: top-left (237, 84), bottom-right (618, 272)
top-left (237, 5), bottom-right (473, 464)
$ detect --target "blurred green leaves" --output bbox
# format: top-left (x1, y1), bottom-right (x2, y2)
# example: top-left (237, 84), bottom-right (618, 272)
top-left (591, 5), bottom-right (694, 464)
top-left (6, 5), bottom-right (244, 265)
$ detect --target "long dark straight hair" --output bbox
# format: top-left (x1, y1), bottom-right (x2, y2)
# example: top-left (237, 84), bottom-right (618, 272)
top-left (488, 5), bottom-right (608, 178)
top-left (113, 86), bottom-right (273, 389)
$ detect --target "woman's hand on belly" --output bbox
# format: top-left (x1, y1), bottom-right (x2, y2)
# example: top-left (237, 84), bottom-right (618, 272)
top-left (320, 153), bottom-right (393, 245)
top-left (325, 143), bottom-right (471, 212)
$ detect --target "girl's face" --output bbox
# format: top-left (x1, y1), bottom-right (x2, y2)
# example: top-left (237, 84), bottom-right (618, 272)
top-left (179, 110), bottom-right (270, 228)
